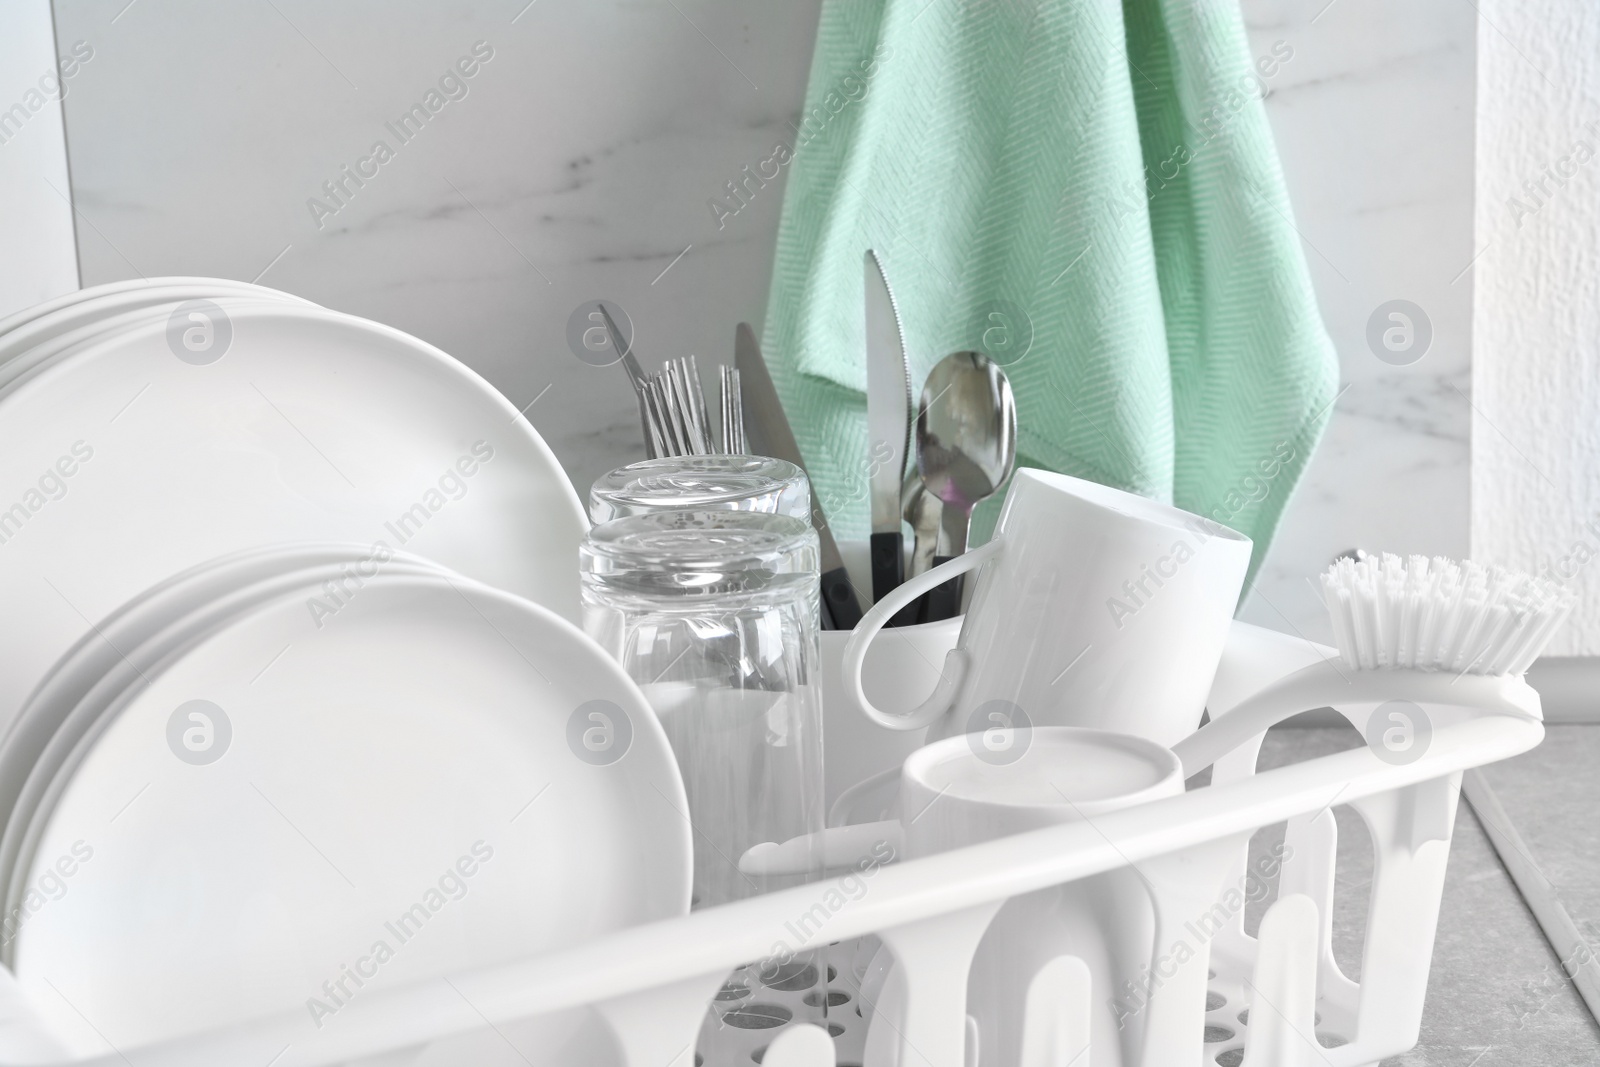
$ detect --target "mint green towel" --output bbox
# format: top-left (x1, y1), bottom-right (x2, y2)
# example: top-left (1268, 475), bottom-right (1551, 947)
top-left (759, 0), bottom-right (1338, 576)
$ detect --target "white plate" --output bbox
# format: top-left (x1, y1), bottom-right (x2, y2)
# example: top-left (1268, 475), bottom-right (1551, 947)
top-left (12, 574), bottom-right (688, 1054)
top-left (0, 299), bottom-right (586, 734)
top-left (2, 554), bottom-right (459, 949)
top-left (0, 277), bottom-right (308, 341)
top-left (0, 284), bottom-right (310, 372)
top-left (0, 297), bottom-right (294, 402)
top-left (0, 545), bottom-right (455, 927)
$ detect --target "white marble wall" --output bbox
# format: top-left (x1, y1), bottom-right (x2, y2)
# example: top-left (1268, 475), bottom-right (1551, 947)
top-left (1236, 0), bottom-right (1475, 641)
top-left (51, 0), bottom-right (825, 501)
top-left (46, 0), bottom-right (1475, 643)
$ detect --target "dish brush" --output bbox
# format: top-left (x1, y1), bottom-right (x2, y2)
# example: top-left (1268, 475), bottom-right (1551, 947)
top-left (1174, 552), bottom-right (1574, 775)
top-left (1321, 552), bottom-right (1574, 676)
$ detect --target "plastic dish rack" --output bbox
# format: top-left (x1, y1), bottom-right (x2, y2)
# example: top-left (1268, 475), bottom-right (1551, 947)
top-left (0, 624), bottom-right (1544, 1067)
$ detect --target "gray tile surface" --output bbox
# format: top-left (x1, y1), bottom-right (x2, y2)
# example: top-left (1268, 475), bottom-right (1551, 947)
top-left (1479, 725), bottom-right (1600, 944)
top-left (1244, 726), bottom-right (1600, 1065)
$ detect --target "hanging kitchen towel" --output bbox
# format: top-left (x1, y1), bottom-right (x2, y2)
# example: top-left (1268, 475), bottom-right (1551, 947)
top-left (758, 0), bottom-right (1338, 577)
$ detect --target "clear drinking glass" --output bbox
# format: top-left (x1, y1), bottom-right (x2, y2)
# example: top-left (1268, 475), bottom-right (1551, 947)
top-left (588, 455), bottom-right (811, 525)
top-left (580, 509), bottom-right (824, 903)
top-left (580, 510), bottom-right (827, 1063)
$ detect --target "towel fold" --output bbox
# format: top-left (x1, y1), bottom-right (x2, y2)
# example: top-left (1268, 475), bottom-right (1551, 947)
top-left (758, 0), bottom-right (1338, 576)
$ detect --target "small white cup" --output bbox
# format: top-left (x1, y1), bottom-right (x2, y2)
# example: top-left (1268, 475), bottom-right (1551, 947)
top-left (844, 468), bottom-right (1253, 748)
top-left (872, 727), bottom-right (1184, 1067)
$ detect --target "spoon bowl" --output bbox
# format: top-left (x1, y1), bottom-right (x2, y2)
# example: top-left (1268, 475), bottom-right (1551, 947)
top-left (914, 350), bottom-right (1016, 620)
top-left (916, 350), bottom-right (1017, 555)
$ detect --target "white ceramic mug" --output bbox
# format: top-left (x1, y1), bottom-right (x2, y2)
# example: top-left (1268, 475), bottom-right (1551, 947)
top-left (843, 468), bottom-right (1253, 748)
top-left (818, 616), bottom-right (961, 815)
top-left (863, 727), bottom-right (1184, 1067)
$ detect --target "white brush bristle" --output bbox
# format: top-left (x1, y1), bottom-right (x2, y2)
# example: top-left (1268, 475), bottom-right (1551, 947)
top-left (1319, 552), bottom-right (1575, 676)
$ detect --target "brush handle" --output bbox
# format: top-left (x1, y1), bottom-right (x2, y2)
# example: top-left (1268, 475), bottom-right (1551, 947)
top-left (1172, 660), bottom-right (1543, 777)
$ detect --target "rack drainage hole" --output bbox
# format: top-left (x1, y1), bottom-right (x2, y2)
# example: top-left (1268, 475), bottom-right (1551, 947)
top-left (1205, 992), bottom-right (1226, 1011)
top-left (1237, 1008), bottom-right (1321, 1028)
top-left (753, 1048), bottom-right (855, 1065)
top-left (723, 1004), bottom-right (792, 1030)
top-left (1215, 1049), bottom-right (1243, 1067)
top-left (1204, 1026), bottom-right (1235, 1044)
top-left (1318, 1032), bottom-right (1349, 1048)
top-left (803, 990), bottom-right (852, 1008)
top-left (761, 963), bottom-right (820, 992)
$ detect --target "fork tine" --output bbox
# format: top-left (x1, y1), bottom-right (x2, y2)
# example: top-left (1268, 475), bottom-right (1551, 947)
top-left (728, 367), bottom-right (745, 453)
top-left (719, 365), bottom-right (744, 454)
top-left (684, 355), bottom-right (714, 453)
top-left (652, 375), bottom-right (683, 457)
top-left (670, 358), bottom-right (704, 454)
top-left (643, 377), bottom-right (671, 457)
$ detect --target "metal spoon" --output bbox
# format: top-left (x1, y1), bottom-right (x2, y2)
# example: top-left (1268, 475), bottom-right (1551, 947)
top-left (915, 350), bottom-right (1016, 620)
top-left (895, 467), bottom-right (941, 625)
top-left (902, 467), bottom-right (941, 581)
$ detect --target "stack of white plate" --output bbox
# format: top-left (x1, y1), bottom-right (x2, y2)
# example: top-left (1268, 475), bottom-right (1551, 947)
top-left (0, 281), bottom-right (691, 1058)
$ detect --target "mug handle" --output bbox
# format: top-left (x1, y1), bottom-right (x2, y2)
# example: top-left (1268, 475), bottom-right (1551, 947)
top-left (842, 539), bottom-right (1004, 731)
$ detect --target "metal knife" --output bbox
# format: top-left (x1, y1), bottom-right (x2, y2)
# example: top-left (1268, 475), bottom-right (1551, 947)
top-left (734, 322), bottom-right (864, 630)
top-left (596, 301), bottom-right (659, 459)
top-left (864, 250), bottom-right (916, 625)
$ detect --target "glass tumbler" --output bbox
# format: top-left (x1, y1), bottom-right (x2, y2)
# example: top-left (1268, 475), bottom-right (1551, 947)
top-left (588, 455), bottom-right (811, 525)
top-left (580, 510), bottom-right (824, 904)
top-left (581, 510), bottom-right (830, 1064)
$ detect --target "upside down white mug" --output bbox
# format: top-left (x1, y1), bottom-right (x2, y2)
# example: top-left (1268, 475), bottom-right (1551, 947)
top-left (843, 468), bottom-right (1254, 748)
top-left (862, 727), bottom-right (1184, 1067)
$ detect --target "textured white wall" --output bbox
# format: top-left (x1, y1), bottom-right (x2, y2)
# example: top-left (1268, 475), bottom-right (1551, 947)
top-left (0, 0), bottom-right (78, 318)
top-left (1473, 0), bottom-right (1600, 655)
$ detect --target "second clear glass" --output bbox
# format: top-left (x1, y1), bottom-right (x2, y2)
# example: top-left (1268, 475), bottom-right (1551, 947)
top-left (587, 455), bottom-right (811, 525)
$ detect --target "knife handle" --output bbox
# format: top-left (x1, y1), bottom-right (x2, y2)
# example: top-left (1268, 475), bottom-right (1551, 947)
top-left (821, 567), bottom-right (862, 630)
top-left (870, 531), bottom-right (903, 603)
top-left (922, 555), bottom-right (963, 623)
top-left (873, 532), bottom-right (924, 628)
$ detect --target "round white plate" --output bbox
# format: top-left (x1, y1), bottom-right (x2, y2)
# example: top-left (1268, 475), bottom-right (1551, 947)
top-left (12, 575), bottom-right (688, 1054)
top-left (0, 545), bottom-right (455, 925)
top-left (0, 298), bottom-right (294, 402)
top-left (0, 299), bottom-right (586, 735)
top-left (0, 284), bottom-right (310, 372)
top-left (0, 277), bottom-right (309, 342)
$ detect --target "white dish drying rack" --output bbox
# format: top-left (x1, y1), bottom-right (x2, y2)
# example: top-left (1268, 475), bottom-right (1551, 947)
top-left (0, 623), bottom-right (1545, 1067)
